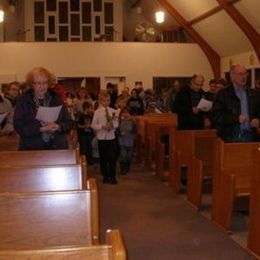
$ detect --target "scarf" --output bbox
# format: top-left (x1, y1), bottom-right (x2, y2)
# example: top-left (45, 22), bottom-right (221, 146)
top-left (34, 93), bottom-right (53, 143)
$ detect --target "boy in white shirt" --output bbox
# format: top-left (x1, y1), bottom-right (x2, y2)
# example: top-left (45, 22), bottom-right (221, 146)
top-left (91, 91), bottom-right (119, 184)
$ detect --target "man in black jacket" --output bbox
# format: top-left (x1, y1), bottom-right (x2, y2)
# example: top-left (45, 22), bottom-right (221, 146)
top-left (174, 74), bottom-right (205, 130)
top-left (213, 64), bottom-right (260, 142)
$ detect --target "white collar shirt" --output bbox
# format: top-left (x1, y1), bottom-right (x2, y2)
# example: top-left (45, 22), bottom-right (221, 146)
top-left (91, 106), bottom-right (119, 140)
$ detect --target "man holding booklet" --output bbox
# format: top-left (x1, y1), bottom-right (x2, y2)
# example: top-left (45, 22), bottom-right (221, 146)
top-left (173, 74), bottom-right (206, 130)
top-left (14, 67), bottom-right (73, 150)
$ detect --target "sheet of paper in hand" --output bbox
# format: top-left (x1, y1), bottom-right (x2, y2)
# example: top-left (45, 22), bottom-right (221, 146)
top-left (36, 106), bottom-right (62, 123)
top-left (0, 113), bottom-right (8, 125)
top-left (197, 98), bottom-right (213, 112)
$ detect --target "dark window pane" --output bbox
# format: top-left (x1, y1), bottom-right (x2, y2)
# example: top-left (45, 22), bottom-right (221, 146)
top-left (47, 0), bottom-right (56, 11)
top-left (59, 26), bottom-right (69, 41)
top-left (47, 38), bottom-right (57, 41)
top-left (70, 0), bottom-right (79, 11)
top-left (94, 0), bottom-right (102, 11)
top-left (104, 3), bottom-right (113, 24)
top-left (34, 26), bottom-right (45, 41)
top-left (59, 2), bottom-right (68, 23)
top-left (82, 2), bottom-right (91, 24)
top-left (82, 26), bottom-right (91, 41)
top-left (71, 38), bottom-right (80, 41)
top-left (48, 16), bottom-right (55, 34)
top-left (105, 26), bottom-right (114, 41)
top-left (95, 16), bottom-right (100, 34)
top-left (34, 2), bottom-right (44, 23)
top-left (71, 14), bottom-right (80, 36)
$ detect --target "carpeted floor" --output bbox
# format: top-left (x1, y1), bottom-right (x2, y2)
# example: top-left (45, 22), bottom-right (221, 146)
top-left (89, 163), bottom-right (253, 260)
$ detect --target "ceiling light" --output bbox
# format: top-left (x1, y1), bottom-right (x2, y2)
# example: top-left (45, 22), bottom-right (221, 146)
top-left (155, 11), bottom-right (165, 24)
top-left (0, 9), bottom-right (4, 23)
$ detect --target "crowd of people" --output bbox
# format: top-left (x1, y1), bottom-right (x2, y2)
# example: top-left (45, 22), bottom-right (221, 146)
top-left (0, 64), bottom-right (260, 184)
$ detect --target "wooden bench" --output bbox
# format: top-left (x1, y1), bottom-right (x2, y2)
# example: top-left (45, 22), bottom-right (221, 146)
top-left (154, 120), bottom-right (178, 180)
top-left (0, 135), bottom-right (19, 151)
top-left (0, 148), bottom-right (82, 167)
top-left (0, 180), bottom-right (100, 248)
top-left (143, 114), bottom-right (176, 169)
top-left (0, 229), bottom-right (127, 260)
top-left (168, 129), bottom-right (216, 196)
top-left (0, 164), bottom-right (87, 192)
top-left (247, 147), bottom-right (260, 259)
top-left (212, 139), bottom-right (259, 232)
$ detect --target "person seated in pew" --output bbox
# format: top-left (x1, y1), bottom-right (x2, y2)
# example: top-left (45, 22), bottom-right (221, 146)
top-left (4, 81), bottom-right (21, 108)
top-left (14, 67), bottom-right (73, 150)
top-left (173, 74), bottom-right (206, 130)
top-left (91, 91), bottom-right (119, 184)
top-left (213, 64), bottom-right (260, 142)
top-left (0, 95), bottom-right (14, 135)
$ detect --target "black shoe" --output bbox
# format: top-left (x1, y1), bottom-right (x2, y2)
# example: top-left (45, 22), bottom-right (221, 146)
top-left (103, 177), bottom-right (110, 184)
top-left (110, 178), bottom-right (118, 185)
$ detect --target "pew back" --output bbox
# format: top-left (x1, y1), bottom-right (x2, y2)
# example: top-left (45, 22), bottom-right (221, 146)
top-left (0, 149), bottom-right (81, 167)
top-left (0, 164), bottom-right (86, 192)
top-left (0, 189), bottom-right (98, 249)
top-left (0, 230), bottom-right (126, 260)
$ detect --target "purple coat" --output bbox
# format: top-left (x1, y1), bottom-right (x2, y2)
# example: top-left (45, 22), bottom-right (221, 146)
top-left (14, 89), bottom-right (73, 150)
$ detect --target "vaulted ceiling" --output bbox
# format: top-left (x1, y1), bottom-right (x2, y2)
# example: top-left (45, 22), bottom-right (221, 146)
top-left (129, 0), bottom-right (260, 76)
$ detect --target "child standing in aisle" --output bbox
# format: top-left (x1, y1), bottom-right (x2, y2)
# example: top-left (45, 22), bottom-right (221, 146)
top-left (91, 91), bottom-right (119, 184)
top-left (118, 107), bottom-right (137, 175)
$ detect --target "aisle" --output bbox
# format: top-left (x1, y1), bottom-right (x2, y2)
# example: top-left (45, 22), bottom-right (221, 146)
top-left (90, 164), bottom-right (253, 260)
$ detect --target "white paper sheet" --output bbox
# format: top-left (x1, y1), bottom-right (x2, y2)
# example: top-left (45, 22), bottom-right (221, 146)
top-left (0, 113), bottom-right (8, 125)
top-left (36, 106), bottom-right (62, 123)
top-left (197, 98), bottom-right (213, 112)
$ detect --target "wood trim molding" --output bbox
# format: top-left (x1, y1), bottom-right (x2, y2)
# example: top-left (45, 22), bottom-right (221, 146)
top-left (187, 0), bottom-right (240, 26)
top-left (157, 0), bottom-right (221, 78)
top-left (216, 0), bottom-right (260, 62)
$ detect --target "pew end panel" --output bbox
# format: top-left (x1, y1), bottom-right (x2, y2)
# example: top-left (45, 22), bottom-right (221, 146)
top-left (247, 147), bottom-right (260, 258)
top-left (187, 157), bottom-right (203, 210)
top-left (88, 178), bottom-right (100, 245)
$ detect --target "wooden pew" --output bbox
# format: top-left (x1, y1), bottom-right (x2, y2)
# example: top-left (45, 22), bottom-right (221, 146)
top-left (168, 129), bottom-right (216, 195)
top-left (0, 164), bottom-right (86, 192)
top-left (212, 139), bottom-right (259, 232)
top-left (0, 229), bottom-right (126, 260)
top-left (143, 114), bottom-right (176, 169)
top-left (0, 148), bottom-right (82, 167)
top-left (0, 135), bottom-right (19, 151)
top-left (247, 147), bottom-right (260, 258)
top-left (0, 181), bottom-right (100, 248)
top-left (155, 122), bottom-right (177, 180)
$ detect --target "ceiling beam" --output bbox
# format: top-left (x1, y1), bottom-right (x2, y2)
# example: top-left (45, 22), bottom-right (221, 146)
top-left (216, 0), bottom-right (260, 62)
top-left (187, 0), bottom-right (240, 26)
top-left (157, 0), bottom-right (221, 78)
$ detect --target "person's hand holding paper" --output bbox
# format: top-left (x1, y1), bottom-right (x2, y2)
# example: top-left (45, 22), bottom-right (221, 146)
top-left (196, 98), bottom-right (213, 112)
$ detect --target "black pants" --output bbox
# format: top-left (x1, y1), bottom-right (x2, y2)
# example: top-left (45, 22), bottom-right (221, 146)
top-left (98, 139), bottom-right (118, 179)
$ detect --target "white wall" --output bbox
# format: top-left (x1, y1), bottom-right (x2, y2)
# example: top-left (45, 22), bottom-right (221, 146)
top-left (221, 51), bottom-right (260, 74)
top-left (0, 42), bottom-right (213, 89)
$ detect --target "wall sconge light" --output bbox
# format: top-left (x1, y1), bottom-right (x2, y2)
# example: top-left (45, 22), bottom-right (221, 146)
top-left (155, 11), bottom-right (165, 24)
top-left (0, 8), bottom-right (4, 23)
